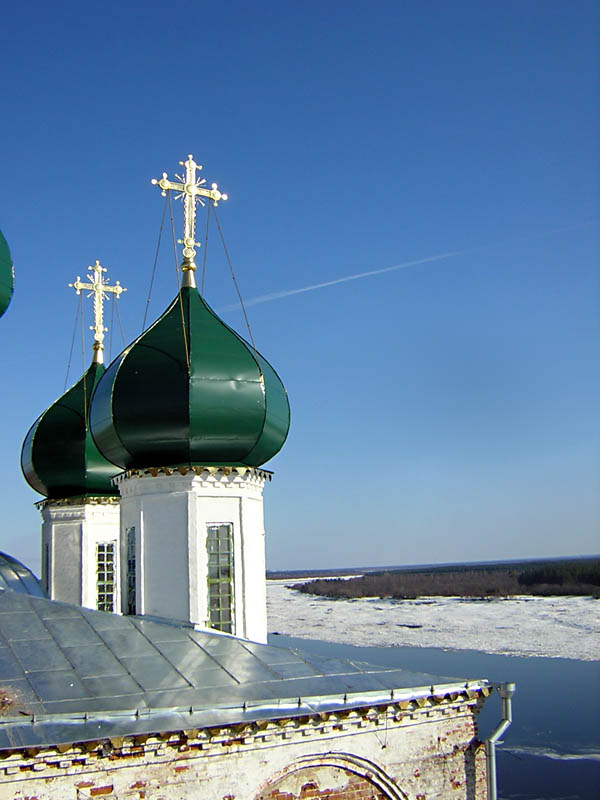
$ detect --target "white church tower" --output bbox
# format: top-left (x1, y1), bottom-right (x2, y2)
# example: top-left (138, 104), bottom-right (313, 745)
top-left (87, 155), bottom-right (290, 644)
top-left (21, 261), bottom-right (126, 612)
top-left (113, 466), bottom-right (271, 642)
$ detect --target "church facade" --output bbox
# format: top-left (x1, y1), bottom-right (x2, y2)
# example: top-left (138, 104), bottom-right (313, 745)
top-left (0, 693), bottom-right (489, 800)
top-left (5, 157), bottom-right (507, 798)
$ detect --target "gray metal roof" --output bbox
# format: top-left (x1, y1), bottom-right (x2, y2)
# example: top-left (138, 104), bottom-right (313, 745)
top-left (0, 589), bottom-right (488, 749)
top-left (0, 551), bottom-right (46, 596)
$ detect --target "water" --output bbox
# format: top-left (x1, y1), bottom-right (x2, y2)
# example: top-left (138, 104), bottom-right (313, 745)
top-left (268, 634), bottom-right (600, 800)
top-left (267, 583), bottom-right (598, 660)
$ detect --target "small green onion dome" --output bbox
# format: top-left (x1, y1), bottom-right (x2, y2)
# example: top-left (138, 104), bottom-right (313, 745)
top-left (89, 286), bottom-right (290, 469)
top-left (0, 230), bottom-right (15, 319)
top-left (21, 362), bottom-right (120, 498)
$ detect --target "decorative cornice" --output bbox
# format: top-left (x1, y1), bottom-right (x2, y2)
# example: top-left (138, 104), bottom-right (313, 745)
top-left (35, 495), bottom-right (120, 510)
top-left (113, 465), bottom-right (272, 485)
top-left (0, 686), bottom-right (490, 770)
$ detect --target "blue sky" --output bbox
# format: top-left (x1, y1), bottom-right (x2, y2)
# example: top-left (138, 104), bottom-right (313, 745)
top-left (1, 0), bottom-right (598, 572)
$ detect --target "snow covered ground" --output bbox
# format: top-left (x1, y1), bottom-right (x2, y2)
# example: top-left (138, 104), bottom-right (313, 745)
top-left (267, 580), bottom-right (600, 661)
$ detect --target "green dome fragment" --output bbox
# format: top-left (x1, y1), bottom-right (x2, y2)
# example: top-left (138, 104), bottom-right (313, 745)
top-left (89, 287), bottom-right (290, 470)
top-left (21, 362), bottom-right (120, 499)
top-left (0, 230), bottom-right (15, 319)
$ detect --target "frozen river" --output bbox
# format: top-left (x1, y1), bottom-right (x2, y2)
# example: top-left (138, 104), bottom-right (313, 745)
top-left (267, 580), bottom-right (599, 661)
top-left (267, 580), bottom-right (600, 798)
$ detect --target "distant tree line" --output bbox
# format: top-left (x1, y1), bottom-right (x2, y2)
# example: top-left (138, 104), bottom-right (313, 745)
top-left (292, 558), bottom-right (600, 599)
top-left (518, 562), bottom-right (600, 590)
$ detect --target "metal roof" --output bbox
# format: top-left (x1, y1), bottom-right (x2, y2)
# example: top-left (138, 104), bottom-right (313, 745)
top-left (0, 552), bottom-right (46, 597)
top-left (0, 589), bottom-right (488, 749)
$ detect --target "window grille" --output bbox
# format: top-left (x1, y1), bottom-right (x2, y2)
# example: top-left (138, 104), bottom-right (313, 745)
top-left (126, 526), bottom-right (136, 615)
top-left (206, 524), bottom-right (234, 633)
top-left (96, 541), bottom-right (116, 612)
top-left (43, 541), bottom-right (49, 593)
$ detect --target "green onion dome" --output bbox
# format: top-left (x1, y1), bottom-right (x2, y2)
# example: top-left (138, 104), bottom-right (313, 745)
top-left (0, 229), bottom-right (15, 319)
top-left (21, 362), bottom-right (120, 499)
top-left (89, 287), bottom-right (290, 469)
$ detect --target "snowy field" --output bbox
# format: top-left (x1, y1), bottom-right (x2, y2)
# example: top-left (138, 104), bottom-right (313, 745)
top-left (267, 580), bottom-right (600, 661)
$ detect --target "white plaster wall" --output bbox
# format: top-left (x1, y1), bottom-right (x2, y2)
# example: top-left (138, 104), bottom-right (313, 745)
top-left (240, 495), bottom-right (267, 643)
top-left (44, 514), bottom-right (82, 605)
top-left (41, 502), bottom-right (120, 610)
top-left (116, 469), bottom-right (268, 641)
top-left (142, 493), bottom-right (190, 620)
top-left (80, 504), bottom-right (120, 611)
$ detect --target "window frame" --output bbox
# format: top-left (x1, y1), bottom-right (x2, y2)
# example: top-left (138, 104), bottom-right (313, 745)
top-left (96, 540), bottom-right (116, 613)
top-left (125, 526), bottom-right (136, 615)
top-left (206, 522), bottom-right (234, 633)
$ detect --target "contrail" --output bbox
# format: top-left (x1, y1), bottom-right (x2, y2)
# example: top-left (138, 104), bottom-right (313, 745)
top-left (219, 250), bottom-right (464, 312)
top-left (218, 220), bottom-right (596, 313)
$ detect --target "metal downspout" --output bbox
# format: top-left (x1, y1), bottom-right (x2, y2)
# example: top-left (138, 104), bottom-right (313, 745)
top-left (485, 682), bottom-right (516, 800)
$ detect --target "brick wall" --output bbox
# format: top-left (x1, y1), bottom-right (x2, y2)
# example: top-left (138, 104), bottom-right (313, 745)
top-left (257, 768), bottom-right (388, 799)
top-left (0, 692), bottom-right (488, 799)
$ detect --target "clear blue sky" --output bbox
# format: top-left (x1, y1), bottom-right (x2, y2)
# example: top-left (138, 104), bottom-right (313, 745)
top-left (1, 0), bottom-right (598, 573)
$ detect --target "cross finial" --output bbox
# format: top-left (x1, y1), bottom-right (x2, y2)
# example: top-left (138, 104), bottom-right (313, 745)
top-left (69, 261), bottom-right (127, 364)
top-left (151, 154), bottom-right (228, 288)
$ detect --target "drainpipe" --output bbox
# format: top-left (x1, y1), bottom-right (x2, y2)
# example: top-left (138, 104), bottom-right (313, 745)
top-left (485, 682), bottom-right (516, 800)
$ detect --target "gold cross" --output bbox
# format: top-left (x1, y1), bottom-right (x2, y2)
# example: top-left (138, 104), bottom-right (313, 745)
top-left (69, 261), bottom-right (127, 364)
top-left (151, 154), bottom-right (227, 288)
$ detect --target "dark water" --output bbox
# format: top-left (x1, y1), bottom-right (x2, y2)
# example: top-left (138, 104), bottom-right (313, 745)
top-left (268, 634), bottom-right (600, 800)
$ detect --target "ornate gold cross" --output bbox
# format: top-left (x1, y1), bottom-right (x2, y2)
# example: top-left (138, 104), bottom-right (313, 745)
top-left (69, 261), bottom-right (127, 364)
top-left (151, 154), bottom-right (227, 287)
